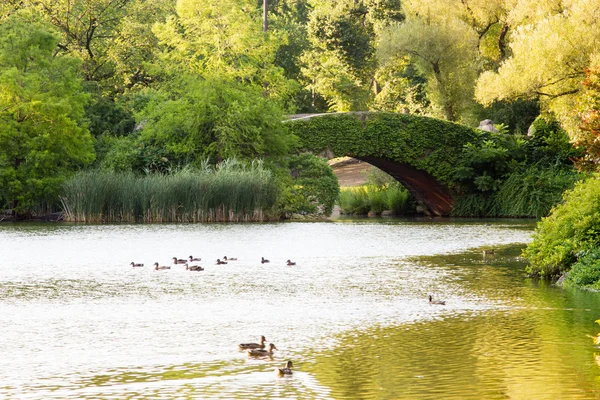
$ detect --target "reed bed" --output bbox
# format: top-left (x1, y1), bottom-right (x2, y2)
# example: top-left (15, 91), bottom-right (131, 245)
top-left (60, 165), bottom-right (278, 223)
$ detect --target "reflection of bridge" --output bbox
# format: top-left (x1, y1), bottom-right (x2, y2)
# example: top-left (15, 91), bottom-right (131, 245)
top-left (286, 112), bottom-right (484, 216)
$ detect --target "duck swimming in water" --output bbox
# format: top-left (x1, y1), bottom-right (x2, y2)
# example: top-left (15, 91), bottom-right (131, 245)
top-left (186, 264), bottom-right (204, 271)
top-left (277, 361), bottom-right (293, 376)
top-left (223, 256), bottom-right (237, 261)
top-left (189, 255), bottom-right (201, 262)
top-left (238, 335), bottom-right (267, 350)
top-left (261, 257), bottom-right (270, 264)
top-left (286, 260), bottom-right (296, 266)
top-left (130, 262), bottom-right (144, 267)
top-left (154, 262), bottom-right (171, 270)
top-left (247, 343), bottom-right (277, 357)
top-left (216, 259), bottom-right (228, 265)
top-left (173, 257), bottom-right (187, 264)
top-left (428, 295), bottom-right (446, 305)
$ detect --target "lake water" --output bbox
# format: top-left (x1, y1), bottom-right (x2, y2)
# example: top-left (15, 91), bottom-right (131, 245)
top-left (1, 218), bottom-right (600, 399)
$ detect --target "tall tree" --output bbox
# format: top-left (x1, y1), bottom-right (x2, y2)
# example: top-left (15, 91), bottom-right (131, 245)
top-left (301, 0), bottom-right (403, 111)
top-left (378, 17), bottom-right (479, 121)
top-left (0, 10), bottom-right (94, 214)
top-left (475, 0), bottom-right (600, 137)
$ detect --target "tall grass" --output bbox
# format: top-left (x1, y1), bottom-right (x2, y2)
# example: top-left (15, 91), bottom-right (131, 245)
top-left (338, 183), bottom-right (412, 215)
top-left (60, 162), bottom-right (278, 222)
top-left (452, 166), bottom-right (580, 218)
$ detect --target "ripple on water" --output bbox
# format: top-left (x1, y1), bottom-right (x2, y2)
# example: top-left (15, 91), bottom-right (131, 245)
top-left (5, 219), bottom-right (587, 399)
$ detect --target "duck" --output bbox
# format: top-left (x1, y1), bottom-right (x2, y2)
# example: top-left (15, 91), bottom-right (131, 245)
top-left (173, 257), bottom-right (187, 264)
top-left (247, 343), bottom-right (277, 357)
top-left (286, 259), bottom-right (296, 266)
top-left (223, 256), bottom-right (237, 261)
top-left (186, 264), bottom-right (204, 271)
top-left (216, 259), bottom-right (228, 265)
top-left (130, 262), bottom-right (144, 267)
top-left (189, 255), bottom-right (201, 262)
top-left (261, 257), bottom-right (270, 264)
top-left (238, 335), bottom-right (267, 350)
top-left (428, 295), bottom-right (446, 305)
top-left (154, 262), bottom-right (171, 270)
top-left (277, 360), bottom-right (293, 376)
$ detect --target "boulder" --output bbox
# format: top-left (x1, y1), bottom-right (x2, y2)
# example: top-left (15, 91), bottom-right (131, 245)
top-left (478, 119), bottom-right (498, 132)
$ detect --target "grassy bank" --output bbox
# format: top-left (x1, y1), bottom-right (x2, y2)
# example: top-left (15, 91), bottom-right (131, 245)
top-left (60, 164), bottom-right (278, 223)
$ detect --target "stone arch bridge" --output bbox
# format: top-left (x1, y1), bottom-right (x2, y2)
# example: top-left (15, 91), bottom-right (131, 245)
top-left (286, 112), bottom-right (486, 216)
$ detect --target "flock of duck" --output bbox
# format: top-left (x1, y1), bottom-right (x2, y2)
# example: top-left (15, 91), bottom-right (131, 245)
top-left (238, 335), bottom-right (293, 376)
top-left (129, 253), bottom-right (449, 377)
top-left (129, 256), bottom-right (297, 271)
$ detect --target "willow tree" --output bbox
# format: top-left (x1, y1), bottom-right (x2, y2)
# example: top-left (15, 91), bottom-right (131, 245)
top-left (378, 17), bottom-right (479, 121)
top-left (0, 11), bottom-right (94, 215)
top-left (475, 0), bottom-right (600, 137)
top-left (300, 0), bottom-right (403, 112)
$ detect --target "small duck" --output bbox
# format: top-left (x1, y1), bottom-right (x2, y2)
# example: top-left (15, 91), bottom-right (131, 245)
top-left (154, 262), bottom-right (171, 270)
top-left (482, 249), bottom-right (495, 255)
top-left (286, 259), bottom-right (296, 266)
top-left (223, 256), bottom-right (237, 261)
top-left (189, 255), bottom-right (201, 262)
top-left (247, 343), bottom-right (277, 357)
top-left (261, 257), bottom-right (270, 264)
top-left (277, 360), bottom-right (293, 376)
top-left (130, 262), bottom-right (144, 268)
top-left (238, 335), bottom-right (267, 350)
top-left (216, 259), bottom-right (228, 265)
top-left (186, 264), bottom-right (204, 271)
top-left (173, 257), bottom-right (187, 264)
top-left (428, 295), bottom-right (446, 305)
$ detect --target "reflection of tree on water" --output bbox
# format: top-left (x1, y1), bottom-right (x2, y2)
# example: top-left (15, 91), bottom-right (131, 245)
top-left (307, 246), bottom-right (600, 399)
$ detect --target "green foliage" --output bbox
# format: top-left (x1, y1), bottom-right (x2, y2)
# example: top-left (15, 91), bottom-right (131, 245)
top-left (378, 18), bottom-right (479, 121)
top-left (524, 174), bottom-right (600, 278)
top-left (475, 99), bottom-right (540, 135)
top-left (338, 187), bottom-right (371, 215)
top-left (0, 10), bottom-right (94, 215)
top-left (525, 117), bottom-right (583, 166)
top-left (451, 193), bottom-right (497, 217)
top-left (494, 167), bottom-right (580, 218)
top-left (272, 154), bottom-right (339, 217)
top-left (60, 163), bottom-right (278, 222)
top-left (104, 76), bottom-right (295, 169)
top-left (289, 113), bottom-right (482, 186)
top-left (563, 248), bottom-right (600, 290)
top-left (338, 183), bottom-right (412, 215)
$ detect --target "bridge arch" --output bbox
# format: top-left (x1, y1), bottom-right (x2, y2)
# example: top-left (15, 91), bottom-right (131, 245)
top-left (286, 112), bottom-right (484, 216)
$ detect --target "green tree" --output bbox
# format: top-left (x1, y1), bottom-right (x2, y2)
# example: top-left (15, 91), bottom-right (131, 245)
top-left (378, 17), bottom-right (479, 121)
top-left (301, 0), bottom-right (377, 111)
top-left (153, 0), bottom-right (295, 101)
top-left (27, 0), bottom-right (174, 93)
top-left (0, 11), bottom-right (94, 215)
top-left (475, 0), bottom-right (600, 137)
top-left (103, 75), bottom-right (295, 171)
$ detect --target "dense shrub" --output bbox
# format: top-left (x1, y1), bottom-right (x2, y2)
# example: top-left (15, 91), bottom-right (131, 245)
top-left (524, 174), bottom-right (600, 278)
top-left (563, 249), bottom-right (600, 290)
top-left (494, 166), bottom-right (579, 218)
top-left (271, 154), bottom-right (340, 218)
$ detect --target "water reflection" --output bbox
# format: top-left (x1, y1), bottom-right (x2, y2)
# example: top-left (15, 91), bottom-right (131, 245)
top-left (309, 247), bottom-right (600, 399)
top-left (2, 220), bottom-right (599, 398)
